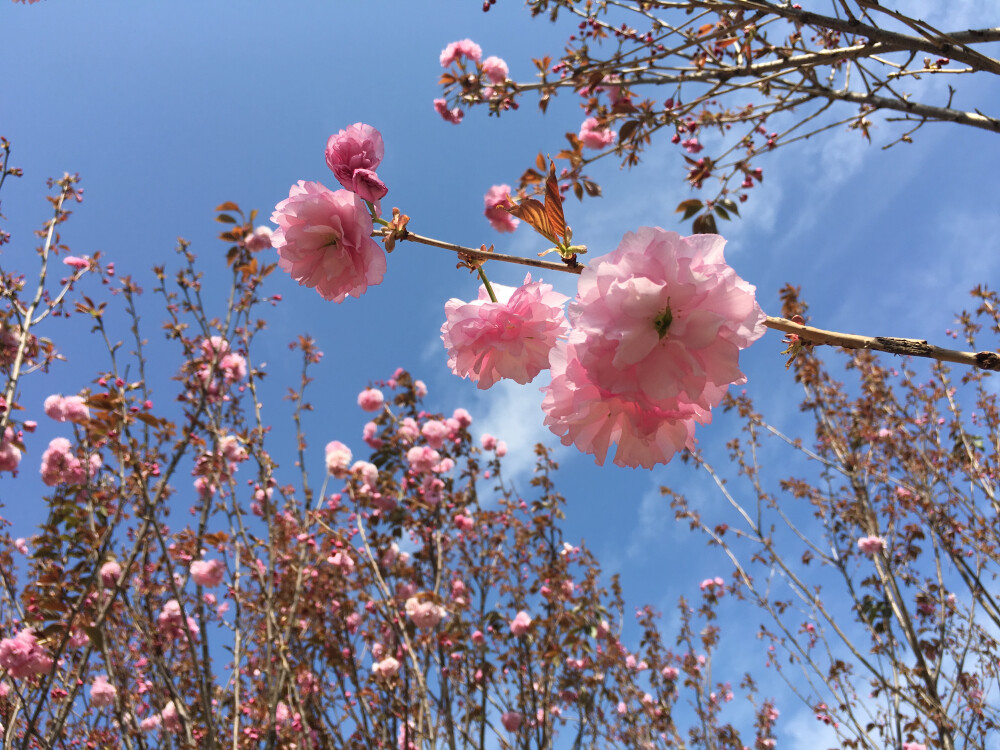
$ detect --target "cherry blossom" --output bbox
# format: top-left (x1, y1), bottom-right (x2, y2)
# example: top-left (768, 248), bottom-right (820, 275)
top-left (271, 181), bottom-right (385, 303)
top-left (482, 55), bottom-right (509, 83)
top-left (857, 535), bottom-right (887, 557)
top-left (501, 711), bottom-right (523, 732)
top-left (357, 388), bottom-right (384, 412)
top-left (579, 117), bottom-right (616, 149)
top-left (439, 39), bottom-right (483, 67)
top-left (0, 628), bottom-right (53, 678)
top-left (483, 184), bottom-right (519, 233)
top-left (510, 610), bottom-right (532, 636)
top-left (90, 674), bottom-right (117, 708)
top-left (324, 123), bottom-right (388, 203)
top-left (189, 559), bottom-right (225, 587)
top-left (434, 98), bottom-right (464, 125)
top-left (325, 440), bottom-right (353, 477)
top-left (442, 274), bottom-right (569, 389)
top-left (405, 597), bottom-right (446, 630)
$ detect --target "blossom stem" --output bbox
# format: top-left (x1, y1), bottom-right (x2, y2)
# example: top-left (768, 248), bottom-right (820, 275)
top-left (376, 228), bottom-right (584, 275)
top-left (478, 268), bottom-right (498, 303)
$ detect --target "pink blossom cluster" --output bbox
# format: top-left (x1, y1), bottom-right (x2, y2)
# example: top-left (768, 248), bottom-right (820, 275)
top-left (0, 426), bottom-right (21, 473)
top-left (190, 558), bottom-right (225, 587)
top-left (372, 656), bottom-right (401, 679)
top-left (440, 39), bottom-right (482, 67)
top-left (436, 40), bottom-right (510, 123)
top-left (542, 229), bottom-right (765, 468)
top-left (195, 336), bottom-right (248, 400)
top-left (857, 535), bottom-right (886, 557)
top-left (405, 596), bottom-right (446, 630)
top-left (90, 674), bottom-right (117, 707)
top-left (40, 437), bottom-right (99, 486)
top-left (43, 393), bottom-right (90, 423)
top-left (271, 180), bottom-right (385, 303)
top-left (157, 600), bottom-right (200, 642)
top-left (442, 274), bottom-right (569, 389)
top-left (325, 123), bottom-right (388, 203)
top-left (579, 117), bottom-right (617, 149)
top-left (0, 628), bottom-right (53, 678)
top-left (510, 610), bottom-right (532, 636)
top-left (325, 440), bottom-right (352, 477)
top-left (483, 184), bottom-right (519, 233)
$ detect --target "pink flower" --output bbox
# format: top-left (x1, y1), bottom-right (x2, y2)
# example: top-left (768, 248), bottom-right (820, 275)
top-left (351, 460), bottom-right (379, 491)
top-left (452, 408), bottom-right (473, 427)
top-left (63, 255), bottom-right (90, 270)
top-left (189, 559), bottom-right (225, 587)
top-left (90, 674), bottom-right (117, 708)
top-left (157, 600), bottom-right (199, 641)
top-left (161, 701), bottom-right (181, 733)
top-left (362, 421), bottom-right (383, 449)
top-left (510, 610), bottom-right (532, 636)
top-left (245, 226), bottom-right (273, 252)
top-left (0, 427), bottom-right (21, 474)
top-left (484, 185), bottom-right (519, 233)
top-left (857, 535), bottom-right (886, 557)
top-left (372, 656), bottom-right (401, 679)
top-left (421, 419), bottom-right (450, 449)
top-left (579, 117), bottom-right (616, 149)
top-left (100, 560), bottom-right (122, 588)
top-left (414, 379), bottom-right (428, 398)
top-left (481, 433), bottom-right (498, 451)
top-left (44, 394), bottom-right (90, 423)
top-left (542, 229), bottom-right (765, 468)
top-left (0, 628), bottom-right (53, 678)
top-left (681, 137), bottom-right (703, 154)
top-left (271, 181), bottom-right (385, 303)
top-left (325, 123), bottom-right (388, 203)
top-left (902, 744), bottom-right (926, 750)
top-left (500, 711), bottom-right (523, 732)
top-left (357, 388), bottom-right (385, 412)
top-left (700, 576), bottom-right (725, 594)
top-left (407, 446), bottom-right (441, 474)
top-left (442, 274), bottom-right (569, 389)
top-left (440, 39), bottom-right (483, 67)
top-left (325, 440), bottom-right (353, 477)
top-left (482, 55), bottom-right (509, 83)
top-left (434, 98), bottom-right (464, 125)
top-left (405, 597), bottom-right (446, 630)
top-left (40, 437), bottom-right (86, 486)
top-left (661, 666), bottom-right (679, 680)
top-left (495, 441), bottom-right (507, 457)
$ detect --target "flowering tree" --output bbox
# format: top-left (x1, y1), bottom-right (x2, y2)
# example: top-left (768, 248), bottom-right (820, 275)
top-left (2, 1), bottom-right (1000, 749)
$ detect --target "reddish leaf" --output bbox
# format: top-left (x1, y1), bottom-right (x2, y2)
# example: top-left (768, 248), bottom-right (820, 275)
top-left (619, 120), bottom-right (640, 143)
top-left (215, 201), bottom-right (240, 212)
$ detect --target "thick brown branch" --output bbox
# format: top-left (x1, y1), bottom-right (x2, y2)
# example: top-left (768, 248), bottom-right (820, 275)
top-left (765, 316), bottom-right (1000, 371)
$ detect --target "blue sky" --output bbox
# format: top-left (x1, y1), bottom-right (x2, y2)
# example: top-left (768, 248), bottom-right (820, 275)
top-left (3, 0), bottom-right (1000, 741)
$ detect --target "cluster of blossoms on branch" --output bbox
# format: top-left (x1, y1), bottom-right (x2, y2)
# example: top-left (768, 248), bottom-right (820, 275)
top-left (273, 122), bottom-right (765, 468)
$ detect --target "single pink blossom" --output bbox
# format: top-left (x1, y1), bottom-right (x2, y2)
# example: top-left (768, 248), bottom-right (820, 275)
top-left (372, 656), bottom-right (401, 679)
top-left (421, 419), bottom-right (450, 449)
top-left (407, 446), bottom-right (441, 474)
top-left (157, 600), bottom-right (200, 641)
top-left (579, 117), bottom-right (616, 149)
top-left (452, 408), bottom-right (473, 427)
top-left (414, 379), bottom-right (428, 398)
top-left (100, 560), bottom-right (122, 588)
top-left (484, 185), bottom-right (519, 233)
top-left (442, 274), bottom-right (569, 389)
top-left (0, 628), bottom-right (53, 678)
top-left (190, 559), bottom-right (225, 587)
top-left (271, 181), bottom-right (385, 303)
top-left (510, 610), bottom-right (532, 636)
top-left (440, 39), bottom-right (483, 67)
top-left (139, 715), bottom-right (161, 732)
top-left (63, 255), bottom-right (90, 270)
top-left (481, 433), bottom-right (498, 451)
top-left (325, 123), bottom-right (387, 202)
top-left (501, 711), bottom-right (523, 732)
top-left (433, 98), bottom-right (464, 125)
top-left (902, 744), bottom-right (926, 750)
top-left (405, 597), bottom-right (446, 630)
top-left (245, 225), bottom-right (273, 252)
top-left (662, 666), bottom-right (679, 680)
top-left (325, 440), bottom-right (353, 477)
top-left (482, 55), bottom-right (509, 83)
top-left (362, 421), bottom-right (383, 449)
top-left (399, 417), bottom-right (420, 441)
top-left (857, 535), bottom-right (886, 557)
top-left (357, 388), bottom-right (385, 412)
top-left (90, 674), bottom-right (117, 708)
top-left (542, 229), bottom-right (764, 468)
top-left (351, 460), bottom-right (379, 491)
top-left (495, 441), bottom-right (507, 457)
